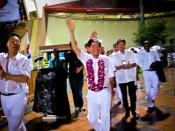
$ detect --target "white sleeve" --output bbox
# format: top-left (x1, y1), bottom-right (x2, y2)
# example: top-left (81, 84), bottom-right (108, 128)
top-left (19, 58), bottom-right (32, 78)
top-left (108, 57), bottom-right (115, 78)
top-left (129, 51), bottom-right (136, 64)
top-left (78, 50), bottom-right (90, 66)
top-left (110, 53), bottom-right (119, 67)
top-left (0, 53), bottom-right (5, 65)
top-left (155, 50), bottom-right (161, 61)
top-left (137, 53), bottom-right (142, 67)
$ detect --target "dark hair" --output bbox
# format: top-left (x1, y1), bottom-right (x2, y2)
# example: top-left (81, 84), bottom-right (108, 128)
top-left (69, 42), bottom-right (72, 47)
top-left (87, 39), bottom-right (101, 47)
top-left (113, 43), bottom-right (117, 48)
top-left (7, 33), bottom-right (21, 41)
top-left (116, 38), bottom-right (126, 45)
top-left (85, 42), bottom-right (88, 48)
top-left (143, 40), bottom-right (151, 45)
top-left (53, 48), bottom-right (59, 53)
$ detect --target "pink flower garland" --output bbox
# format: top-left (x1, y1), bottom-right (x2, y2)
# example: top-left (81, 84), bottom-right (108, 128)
top-left (86, 59), bottom-right (105, 91)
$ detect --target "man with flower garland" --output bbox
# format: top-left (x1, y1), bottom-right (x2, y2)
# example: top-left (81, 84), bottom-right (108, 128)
top-left (66, 19), bottom-right (116, 131)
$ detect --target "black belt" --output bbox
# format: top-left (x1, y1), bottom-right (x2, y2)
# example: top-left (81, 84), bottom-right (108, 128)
top-left (1, 93), bottom-right (18, 96)
top-left (145, 69), bottom-right (155, 71)
top-left (88, 87), bottom-right (107, 92)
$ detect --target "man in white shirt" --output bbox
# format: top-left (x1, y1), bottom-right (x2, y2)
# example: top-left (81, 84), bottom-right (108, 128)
top-left (0, 33), bottom-right (32, 131)
top-left (138, 40), bottom-right (161, 113)
top-left (112, 38), bottom-right (139, 120)
top-left (110, 42), bottom-right (122, 106)
top-left (66, 19), bottom-right (116, 131)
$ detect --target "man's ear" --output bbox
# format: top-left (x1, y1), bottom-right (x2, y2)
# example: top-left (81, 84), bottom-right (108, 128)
top-left (6, 41), bottom-right (9, 48)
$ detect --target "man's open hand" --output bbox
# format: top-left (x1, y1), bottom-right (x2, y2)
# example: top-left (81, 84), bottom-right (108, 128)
top-left (66, 19), bottom-right (75, 33)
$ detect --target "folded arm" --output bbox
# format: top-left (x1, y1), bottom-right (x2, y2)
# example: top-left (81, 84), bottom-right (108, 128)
top-left (0, 69), bottom-right (29, 83)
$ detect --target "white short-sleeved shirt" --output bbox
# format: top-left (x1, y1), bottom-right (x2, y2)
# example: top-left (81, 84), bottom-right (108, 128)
top-left (0, 53), bottom-right (32, 94)
top-left (78, 51), bottom-right (115, 88)
top-left (109, 51), bottom-right (118, 78)
top-left (112, 50), bottom-right (136, 83)
top-left (109, 51), bottom-right (117, 63)
top-left (138, 49), bottom-right (161, 71)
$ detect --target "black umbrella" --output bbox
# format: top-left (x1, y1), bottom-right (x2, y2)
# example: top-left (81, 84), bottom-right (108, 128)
top-left (34, 56), bottom-right (43, 63)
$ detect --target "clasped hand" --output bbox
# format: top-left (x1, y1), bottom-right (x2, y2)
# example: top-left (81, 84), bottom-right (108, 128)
top-left (121, 63), bottom-right (131, 69)
top-left (0, 69), bottom-right (6, 80)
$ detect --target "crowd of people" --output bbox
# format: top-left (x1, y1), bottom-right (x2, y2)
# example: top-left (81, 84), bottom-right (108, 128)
top-left (66, 19), bottom-right (167, 131)
top-left (0, 19), bottom-right (170, 131)
top-left (167, 52), bottom-right (175, 68)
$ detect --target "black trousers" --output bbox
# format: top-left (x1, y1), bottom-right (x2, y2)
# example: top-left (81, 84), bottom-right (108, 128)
top-left (69, 76), bottom-right (84, 109)
top-left (119, 81), bottom-right (137, 113)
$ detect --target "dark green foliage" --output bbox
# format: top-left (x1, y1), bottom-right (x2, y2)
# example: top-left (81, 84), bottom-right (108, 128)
top-left (133, 19), bottom-right (168, 46)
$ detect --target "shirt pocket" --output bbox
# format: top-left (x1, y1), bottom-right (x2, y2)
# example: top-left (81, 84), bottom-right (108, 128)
top-left (9, 62), bottom-right (21, 75)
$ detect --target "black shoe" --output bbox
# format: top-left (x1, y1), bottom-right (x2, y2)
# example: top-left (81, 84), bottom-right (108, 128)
top-left (116, 101), bottom-right (121, 106)
top-left (132, 112), bottom-right (140, 120)
top-left (79, 108), bottom-right (86, 112)
top-left (122, 112), bottom-right (130, 120)
top-left (154, 107), bottom-right (163, 115)
top-left (156, 113), bottom-right (170, 121)
top-left (75, 110), bottom-right (79, 117)
top-left (147, 107), bottom-right (154, 113)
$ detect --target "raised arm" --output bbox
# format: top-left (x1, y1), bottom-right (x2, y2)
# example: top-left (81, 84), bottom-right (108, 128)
top-left (66, 19), bottom-right (81, 56)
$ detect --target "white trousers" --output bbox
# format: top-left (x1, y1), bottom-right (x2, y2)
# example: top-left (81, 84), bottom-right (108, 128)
top-left (86, 88), bottom-right (111, 131)
top-left (115, 84), bottom-right (122, 103)
top-left (143, 71), bottom-right (160, 107)
top-left (1, 93), bottom-right (27, 131)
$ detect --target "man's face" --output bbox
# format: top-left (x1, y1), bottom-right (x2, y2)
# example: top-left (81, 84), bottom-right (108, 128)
top-left (100, 46), bottom-right (105, 55)
top-left (113, 43), bottom-right (118, 52)
top-left (143, 43), bottom-right (151, 51)
top-left (117, 41), bottom-right (126, 52)
top-left (89, 41), bottom-right (101, 57)
top-left (7, 36), bottom-right (20, 54)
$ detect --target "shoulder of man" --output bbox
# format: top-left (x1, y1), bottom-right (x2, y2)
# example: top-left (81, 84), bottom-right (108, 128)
top-left (17, 53), bottom-right (29, 59)
top-left (0, 52), bottom-right (7, 58)
top-left (138, 50), bottom-right (145, 55)
top-left (16, 53), bottom-right (31, 65)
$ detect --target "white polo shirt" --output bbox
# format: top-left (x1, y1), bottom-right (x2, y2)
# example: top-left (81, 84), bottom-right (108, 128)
top-left (78, 51), bottom-right (115, 88)
top-left (138, 49), bottom-right (161, 71)
top-left (0, 53), bottom-right (32, 94)
top-left (112, 50), bottom-right (136, 84)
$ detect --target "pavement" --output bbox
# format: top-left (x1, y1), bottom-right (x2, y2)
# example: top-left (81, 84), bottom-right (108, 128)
top-left (0, 68), bottom-right (175, 131)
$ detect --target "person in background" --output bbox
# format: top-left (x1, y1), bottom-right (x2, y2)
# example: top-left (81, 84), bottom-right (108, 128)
top-left (110, 42), bottom-right (123, 106)
top-left (65, 43), bottom-right (85, 117)
top-left (112, 38), bottom-right (139, 120)
top-left (138, 40), bottom-right (163, 114)
top-left (100, 46), bottom-right (105, 55)
top-left (48, 49), bottom-right (62, 68)
top-left (66, 19), bottom-right (116, 131)
top-left (0, 33), bottom-right (32, 131)
top-left (130, 48), bottom-right (140, 88)
top-left (85, 42), bottom-right (91, 54)
top-left (106, 50), bottom-right (113, 56)
top-left (173, 52), bottom-right (175, 67)
top-left (167, 52), bottom-right (173, 68)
